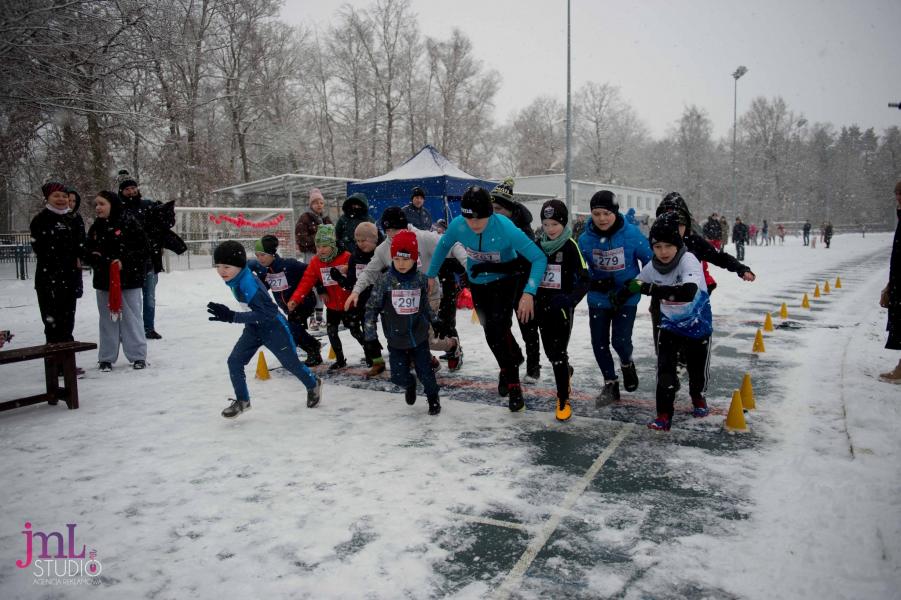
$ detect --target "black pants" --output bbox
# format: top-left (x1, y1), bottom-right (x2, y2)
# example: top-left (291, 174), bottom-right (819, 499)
top-left (287, 305), bottom-right (321, 356)
top-left (36, 284), bottom-right (77, 344)
top-left (656, 329), bottom-right (710, 418)
top-left (734, 241), bottom-right (745, 261)
top-left (470, 277), bottom-right (522, 382)
top-left (326, 307), bottom-right (367, 361)
top-left (536, 302), bottom-right (575, 400)
top-left (437, 259), bottom-right (464, 337)
top-left (514, 275), bottom-right (541, 369)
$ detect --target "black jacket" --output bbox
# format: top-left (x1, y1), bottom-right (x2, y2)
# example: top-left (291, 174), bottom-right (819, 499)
top-left (29, 208), bottom-right (81, 290)
top-left (886, 209), bottom-right (901, 349)
top-left (702, 218), bottom-right (722, 241)
top-left (85, 210), bottom-right (151, 290)
top-left (535, 237), bottom-right (590, 309)
top-left (120, 193), bottom-right (184, 273)
top-left (683, 230), bottom-right (752, 277)
top-left (732, 223), bottom-right (749, 243)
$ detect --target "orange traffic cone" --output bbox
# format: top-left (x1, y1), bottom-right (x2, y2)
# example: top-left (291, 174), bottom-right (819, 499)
top-left (823, 280), bottom-right (831, 294)
top-left (802, 293), bottom-right (810, 309)
top-left (763, 313), bottom-right (774, 332)
top-left (752, 329), bottom-right (765, 353)
top-left (255, 351), bottom-right (270, 380)
top-left (327, 345), bottom-right (336, 360)
top-left (835, 277), bottom-right (842, 289)
top-left (779, 303), bottom-right (788, 319)
top-left (724, 390), bottom-right (749, 432)
top-left (814, 284), bottom-right (821, 298)
top-left (471, 310), bottom-right (480, 324)
top-left (740, 373), bottom-right (756, 410)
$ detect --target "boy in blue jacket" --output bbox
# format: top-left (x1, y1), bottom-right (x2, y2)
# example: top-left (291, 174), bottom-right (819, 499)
top-left (207, 241), bottom-right (322, 418)
top-left (578, 190), bottom-right (653, 406)
top-left (364, 230), bottom-right (441, 415)
top-left (426, 186), bottom-right (547, 412)
top-left (247, 234), bottom-right (323, 366)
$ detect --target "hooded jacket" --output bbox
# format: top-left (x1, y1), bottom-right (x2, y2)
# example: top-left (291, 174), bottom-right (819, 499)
top-left (85, 198), bottom-right (151, 290)
top-left (335, 193), bottom-right (375, 254)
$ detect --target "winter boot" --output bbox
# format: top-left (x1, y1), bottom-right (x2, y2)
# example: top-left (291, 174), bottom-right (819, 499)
top-left (555, 397), bottom-right (572, 422)
top-left (497, 369), bottom-right (509, 397)
top-left (99, 362), bottom-right (112, 372)
top-left (365, 358), bottom-right (386, 378)
top-left (133, 360), bottom-right (146, 370)
top-left (621, 361), bottom-right (638, 392)
top-left (879, 362), bottom-right (901, 384)
top-left (222, 399), bottom-right (251, 419)
top-left (304, 352), bottom-right (323, 367)
top-left (405, 380), bottom-right (417, 405)
top-left (647, 414), bottom-right (672, 431)
top-left (507, 384), bottom-right (525, 412)
top-left (596, 380), bottom-right (620, 407)
top-left (328, 356), bottom-right (347, 372)
top-left (427, 396), bottom-right (441, 416)
top-left (306, 376), bottom-right (323, 408)
top-left (430, 355), bottom-right (441, 373)
top-left (691, 396), bottom-right (709, 418)
top-left (446, 340), bottom-right (463, 372)
top-left (525, 362), bottom-right (541, 382)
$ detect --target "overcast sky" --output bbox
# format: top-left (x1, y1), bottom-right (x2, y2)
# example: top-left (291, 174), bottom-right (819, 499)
top-left (280, 0), bottom-right (901, 140)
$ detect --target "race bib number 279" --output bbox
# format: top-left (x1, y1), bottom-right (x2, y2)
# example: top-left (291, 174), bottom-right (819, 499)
top-left (592, 248), bottom-right (625, 272)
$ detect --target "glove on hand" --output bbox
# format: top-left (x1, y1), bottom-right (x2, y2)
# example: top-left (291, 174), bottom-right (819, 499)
top-left (590, 278), bottom-right (615, 293)
top-left (431, 318), bottom-right (450, 339)
top-left (207, 302), bottom-right (235, 323)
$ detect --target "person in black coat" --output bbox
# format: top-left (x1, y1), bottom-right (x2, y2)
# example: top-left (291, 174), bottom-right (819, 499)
top-left (29, 180), bottom-right (81, 344)
top-left (732, 217), bottom-right (749, 261)
top-left (879, 180), bottom-right (901, 382)
top-left (65, 188), bottom-right (87, 298)
top-left (85, 191), bottom-right (151, 370)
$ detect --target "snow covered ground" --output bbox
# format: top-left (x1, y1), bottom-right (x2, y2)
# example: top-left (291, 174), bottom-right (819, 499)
top-left (1, 232), bottom-right (899, 599)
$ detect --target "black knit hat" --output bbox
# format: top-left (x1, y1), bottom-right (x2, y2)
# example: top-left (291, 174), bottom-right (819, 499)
top-left (460, 186), bottom-right (493, 219)
top-left (590, 190), bottom-right (618, 213)
top-left (411, 186), bottom-right (426, 199)
top-left (490, 177), bottom-right (515, 211)
top-left (656, 191), bottom-right (692, 226)
top-left (254, 234), bottom-right (279, 255)
top-left (649, 213), bottom-right (684, 248)
top-left (380, 206), bottom-right (408, 230)
top-left (213, 240), bottom-right (247, 268)
top-left (117, 169), bottom-right (138, 192)
top-left (540, 199), bottom-right (568, 227)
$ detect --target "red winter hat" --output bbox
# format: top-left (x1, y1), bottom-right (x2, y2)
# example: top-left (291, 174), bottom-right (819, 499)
top-left (390, 230), bottom-right (418, 263)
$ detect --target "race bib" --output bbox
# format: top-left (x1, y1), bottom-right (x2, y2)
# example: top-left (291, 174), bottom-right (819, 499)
top-left (465, 248), bottom-right (502, 263)
top-left (391, 289), bottom-right (421, 315)
top-left (265, 271), bottom-right (289, 292)
top-left (319, 267), bottom-right (339, 286)
top-left (539, 264), bottom-right (562, 289)
top-left (592, 247), bottom-right (625, 272)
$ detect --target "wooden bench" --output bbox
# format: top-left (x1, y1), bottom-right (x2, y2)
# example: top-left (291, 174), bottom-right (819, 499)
top-left (0, 341), bottom-right (97, 411)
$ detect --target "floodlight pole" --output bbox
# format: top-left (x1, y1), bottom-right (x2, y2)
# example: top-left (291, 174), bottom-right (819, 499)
top-left (731, 65), bottom-right (747, 220)
top-left (564, 0), bottom-right (573, 215)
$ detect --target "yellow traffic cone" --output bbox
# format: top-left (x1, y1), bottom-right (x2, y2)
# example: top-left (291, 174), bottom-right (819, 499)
top-left (752, 329), bottom-right (766, 353)
top-left (779, 303), bottom-right (788, 319)
top-left (327, 345), bottom-right (336, 360)
top-left (763, 312), bottom-right (774, 332)
top-left (835, 277), bottom-right (842, 289)
top-left (255, 351), bottom-right (270, 380)
top-left (823, 280), bottom-right (830, 294)
top-left (740, 373), bottom-right (756, 410)
top-left (724, 390), bottom-right (749, 432)
top-left (801, 293), bottom-right (810, 309)
top-left (814, 284), bottom-right (821, 298)
top-left (471, 309), bottom-right (480, 324)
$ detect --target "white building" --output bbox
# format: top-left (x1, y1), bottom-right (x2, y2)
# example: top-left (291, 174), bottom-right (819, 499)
top-left (513, 173), bottom-right (663, 224)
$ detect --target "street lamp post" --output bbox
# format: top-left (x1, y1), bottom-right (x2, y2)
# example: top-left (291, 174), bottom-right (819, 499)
top-left (564, 0), bottom-right (572, 215)
top-left (731, 65), bottom-right (747, 220)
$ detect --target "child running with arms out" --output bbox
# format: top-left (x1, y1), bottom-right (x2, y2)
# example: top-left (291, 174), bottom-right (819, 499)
top-left (207, 241), bottom-right (322, 418)
top-left (627, 214), bottom-right (713, 431)
top-left (364, 230), bottom-right (442, 415)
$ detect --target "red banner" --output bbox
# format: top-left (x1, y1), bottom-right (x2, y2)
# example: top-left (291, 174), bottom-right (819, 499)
top-left (208, 213), bottom-right (286, 229)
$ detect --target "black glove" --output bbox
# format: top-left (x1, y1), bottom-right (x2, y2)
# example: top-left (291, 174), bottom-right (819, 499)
top-left (207, 302), bottom-right (235, 323)
top-left (549, 294), bottom-right (572, 310)
top-left (609, 288), bottom-right (633, 309)
top-left (431, 318), bottom-right (450, 339)
top-left (590, 278), bottom-right (615, 293)
top-left (329, 266), bottom-right (348, 287)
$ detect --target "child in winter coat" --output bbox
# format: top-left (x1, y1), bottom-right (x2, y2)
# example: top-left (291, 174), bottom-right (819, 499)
top-left (208, 241), bottom-right (322, 418)
top-left (364, 230), bottom-right (441, 415)
top-left (534, 200), bottom-right (590, 421)
top-left (578, 190), bottom-right (653, 406)
top-left (286, 224), bottom-right (364, 371)
top-left (247, 234), bottom-right (322, 366)
top-left (85, 191), bottom-right (151, 371)
top-left (628, 213), bottom-right (713, 431)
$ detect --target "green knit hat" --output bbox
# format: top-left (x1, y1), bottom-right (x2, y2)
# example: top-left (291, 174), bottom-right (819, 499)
top-left (314, 224), bottom-right (337, 248)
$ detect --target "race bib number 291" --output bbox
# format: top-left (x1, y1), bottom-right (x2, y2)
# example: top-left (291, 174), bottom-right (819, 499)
top-left (391, 289), bottom-right (421, 315)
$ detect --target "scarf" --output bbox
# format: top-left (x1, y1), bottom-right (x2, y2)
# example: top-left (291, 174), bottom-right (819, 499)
top-left (108, 261), bottom-right (123, 320)
top-left (540, 225), bottom-right (572, 256)
top-left (652, 245), bottom-right (687, 275)
top-left (45, 204), bottom-right (70, 215)
top-left (305, 208), bottom-right (324, 226)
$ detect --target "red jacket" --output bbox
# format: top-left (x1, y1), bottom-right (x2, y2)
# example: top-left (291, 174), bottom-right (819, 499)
top-left (289, 251), bottom-right (352, 311)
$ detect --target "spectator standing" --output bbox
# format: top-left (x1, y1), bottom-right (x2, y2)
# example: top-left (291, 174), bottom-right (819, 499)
top-left (335, 192), bottom-right (375, 255)
top-left (719, 215), bottom-right (730, 246)
top-left (402, 186), bottom-right (433, 231)
top-left (294, 187), bottom-right (333, 329)
top-left (824, 221), bottom-right (834, 248)
top-left (878, 180), bottom-right (901, 382)
top-left (702, 213), bottom-right (723, 250)
top-left (803, 220), bottom-right (812, 246)
top-left (732, 217), bottom-right (749, 261)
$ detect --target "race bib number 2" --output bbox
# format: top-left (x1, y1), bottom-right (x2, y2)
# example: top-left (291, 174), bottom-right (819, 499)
top-left (592, 247), bottom-right (625, 272)
top-left (391, 289), bottom-right (421, 315)
top-left (320, 267), bottom-right (339, 286)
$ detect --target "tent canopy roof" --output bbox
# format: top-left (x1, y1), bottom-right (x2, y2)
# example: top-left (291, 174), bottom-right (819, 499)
top-left (357, 144), bottom-right (479, 183)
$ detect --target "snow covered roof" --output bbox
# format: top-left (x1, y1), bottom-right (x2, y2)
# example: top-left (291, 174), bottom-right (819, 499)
top-left (358, 145), bottom-right (480, 183)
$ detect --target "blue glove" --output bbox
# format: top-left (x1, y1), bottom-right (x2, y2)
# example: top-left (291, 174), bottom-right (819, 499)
top-left (207, 302), bottom-right (235, 323)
